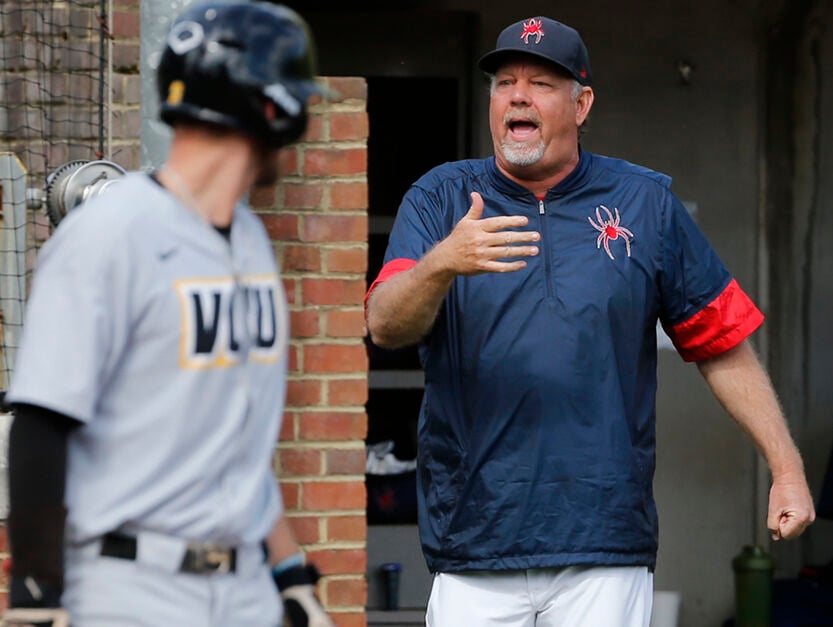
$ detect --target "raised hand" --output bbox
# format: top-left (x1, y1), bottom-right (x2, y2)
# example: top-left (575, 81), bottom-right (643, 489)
top-left (434, 191), bottom-right (540, 276)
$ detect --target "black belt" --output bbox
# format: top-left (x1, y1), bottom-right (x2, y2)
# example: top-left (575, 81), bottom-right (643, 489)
top-left (101, 532), bottom-right (238, 574)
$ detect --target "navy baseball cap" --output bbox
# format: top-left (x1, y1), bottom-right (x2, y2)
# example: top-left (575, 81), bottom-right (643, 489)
top-left (478, 17), bottom-right (592, 86)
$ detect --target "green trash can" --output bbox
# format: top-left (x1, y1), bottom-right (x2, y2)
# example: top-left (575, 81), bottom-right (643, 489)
top-left (732, 545), bottom-right (774, 627)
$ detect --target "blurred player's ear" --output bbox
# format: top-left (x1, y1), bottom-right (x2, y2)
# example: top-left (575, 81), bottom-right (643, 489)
top-left (263, 100), bottom-right (277, 123)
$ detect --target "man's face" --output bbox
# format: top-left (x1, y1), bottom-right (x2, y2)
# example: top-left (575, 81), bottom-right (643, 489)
top-left (489, 58), bottom-right (593, 180)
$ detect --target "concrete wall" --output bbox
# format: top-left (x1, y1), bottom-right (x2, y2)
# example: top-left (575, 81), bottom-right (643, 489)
top-left (302, 1), bottom-right (833, 625)
top-left (796, 0), bottom-right (833, 575)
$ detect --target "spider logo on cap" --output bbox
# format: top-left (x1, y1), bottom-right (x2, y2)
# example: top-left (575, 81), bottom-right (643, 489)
top-left (520, 18), bottom-right (545, 44)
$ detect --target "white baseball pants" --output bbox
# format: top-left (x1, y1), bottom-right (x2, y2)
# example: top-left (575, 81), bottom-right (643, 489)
top-left (426, 565), bottom-right (653, 627)
top-left (62, 534), bottom-right (281, 626)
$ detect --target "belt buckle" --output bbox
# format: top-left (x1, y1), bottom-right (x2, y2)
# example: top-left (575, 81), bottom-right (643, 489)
top-left (191, 544), bottom-right (233, 574)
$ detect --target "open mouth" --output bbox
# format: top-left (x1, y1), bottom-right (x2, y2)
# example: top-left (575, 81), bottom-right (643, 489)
top-left (507, 119), bottom-right (540, 139)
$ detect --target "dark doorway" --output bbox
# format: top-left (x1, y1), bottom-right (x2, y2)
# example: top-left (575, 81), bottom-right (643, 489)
top-left (365, 76), bottom-right (459, 461)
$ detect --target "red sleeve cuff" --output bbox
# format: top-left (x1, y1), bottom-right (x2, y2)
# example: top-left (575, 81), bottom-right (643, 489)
top-left (667, 279), bottom-right (765, 362)
top-left (364, 258), bottom-right (418, 312)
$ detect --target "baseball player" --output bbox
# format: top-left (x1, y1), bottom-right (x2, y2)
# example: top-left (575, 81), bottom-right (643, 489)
top-left (365, 15), bottom-right (815, 626)
top-left (4, 3), bottom-right (334, 626)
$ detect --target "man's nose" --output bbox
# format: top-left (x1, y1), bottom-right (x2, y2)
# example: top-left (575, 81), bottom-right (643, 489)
top-left (510, 82), bottom-right (531, 105)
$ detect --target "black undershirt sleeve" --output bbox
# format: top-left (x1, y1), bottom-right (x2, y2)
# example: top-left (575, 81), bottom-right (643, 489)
top-left (8, 403), bottom-right (81, 589)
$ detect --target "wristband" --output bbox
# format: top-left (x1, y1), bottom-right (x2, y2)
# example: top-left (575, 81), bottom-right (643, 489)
top-left (273, 562), bottom-right (321, 592)
top-left (271, 552), bottom-right (305, 578)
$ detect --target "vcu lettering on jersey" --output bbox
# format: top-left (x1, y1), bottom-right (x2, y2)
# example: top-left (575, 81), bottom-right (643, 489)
top-left (175, 274), bottom-right (285, 368)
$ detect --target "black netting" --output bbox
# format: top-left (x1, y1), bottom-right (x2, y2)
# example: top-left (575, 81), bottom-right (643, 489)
top-left (1, 1), bottom-right (113, 388)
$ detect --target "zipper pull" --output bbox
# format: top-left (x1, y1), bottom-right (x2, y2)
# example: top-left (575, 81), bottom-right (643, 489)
top-left (538, 199), bottom-right (545, 215)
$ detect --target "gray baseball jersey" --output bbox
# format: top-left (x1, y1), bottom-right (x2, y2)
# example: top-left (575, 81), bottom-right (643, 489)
top-left (8, 172), bottom-right (289, 547)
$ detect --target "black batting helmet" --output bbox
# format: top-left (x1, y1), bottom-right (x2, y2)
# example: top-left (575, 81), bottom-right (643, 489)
top-left (157, 1), bottom-right (330, 148)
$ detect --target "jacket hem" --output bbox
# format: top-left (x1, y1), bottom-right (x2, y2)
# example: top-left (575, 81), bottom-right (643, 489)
top-left (426, 551), bottom-right (656, 574)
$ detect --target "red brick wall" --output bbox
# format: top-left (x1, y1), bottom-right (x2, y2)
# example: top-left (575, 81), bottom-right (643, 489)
top-left (0, 2), bottom-right (369, 623)
top-left (259, 78), bottom-right (370, 626)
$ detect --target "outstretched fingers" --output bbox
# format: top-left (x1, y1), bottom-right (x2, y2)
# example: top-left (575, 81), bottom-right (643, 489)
top-left (481, 216), bottom-right (540, 271)
top-left (444, 191), bottom-right (540, 275)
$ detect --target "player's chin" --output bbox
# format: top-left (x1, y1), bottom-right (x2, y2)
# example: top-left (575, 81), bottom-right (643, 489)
top-left (254, 164), bottom-right (280, 187)
top-left (255, 173), bottom-right (277, 187)
top-left (251, 141), bottom-right (282, 187)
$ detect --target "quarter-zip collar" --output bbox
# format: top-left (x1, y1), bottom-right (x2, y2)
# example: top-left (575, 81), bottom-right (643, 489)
top-left (485, 147), bottom-right (593, 199)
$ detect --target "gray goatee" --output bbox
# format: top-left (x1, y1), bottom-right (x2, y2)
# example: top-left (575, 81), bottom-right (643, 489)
top-left (500, 139), bottom-right (545, 166)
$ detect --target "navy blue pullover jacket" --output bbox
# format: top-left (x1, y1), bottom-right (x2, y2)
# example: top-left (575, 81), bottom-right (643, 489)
top-left (368, 150), bottom-right (763, 572)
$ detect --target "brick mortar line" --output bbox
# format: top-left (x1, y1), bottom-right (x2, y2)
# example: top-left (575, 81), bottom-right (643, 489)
top-left (285, 376), bottom-right (369, 382)
top-left (297, 142), bottom-right (368, 150)
top-left (277, 440), bottom-right (365, 449)
top-left (281, 473), bottom-right (365, 480)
